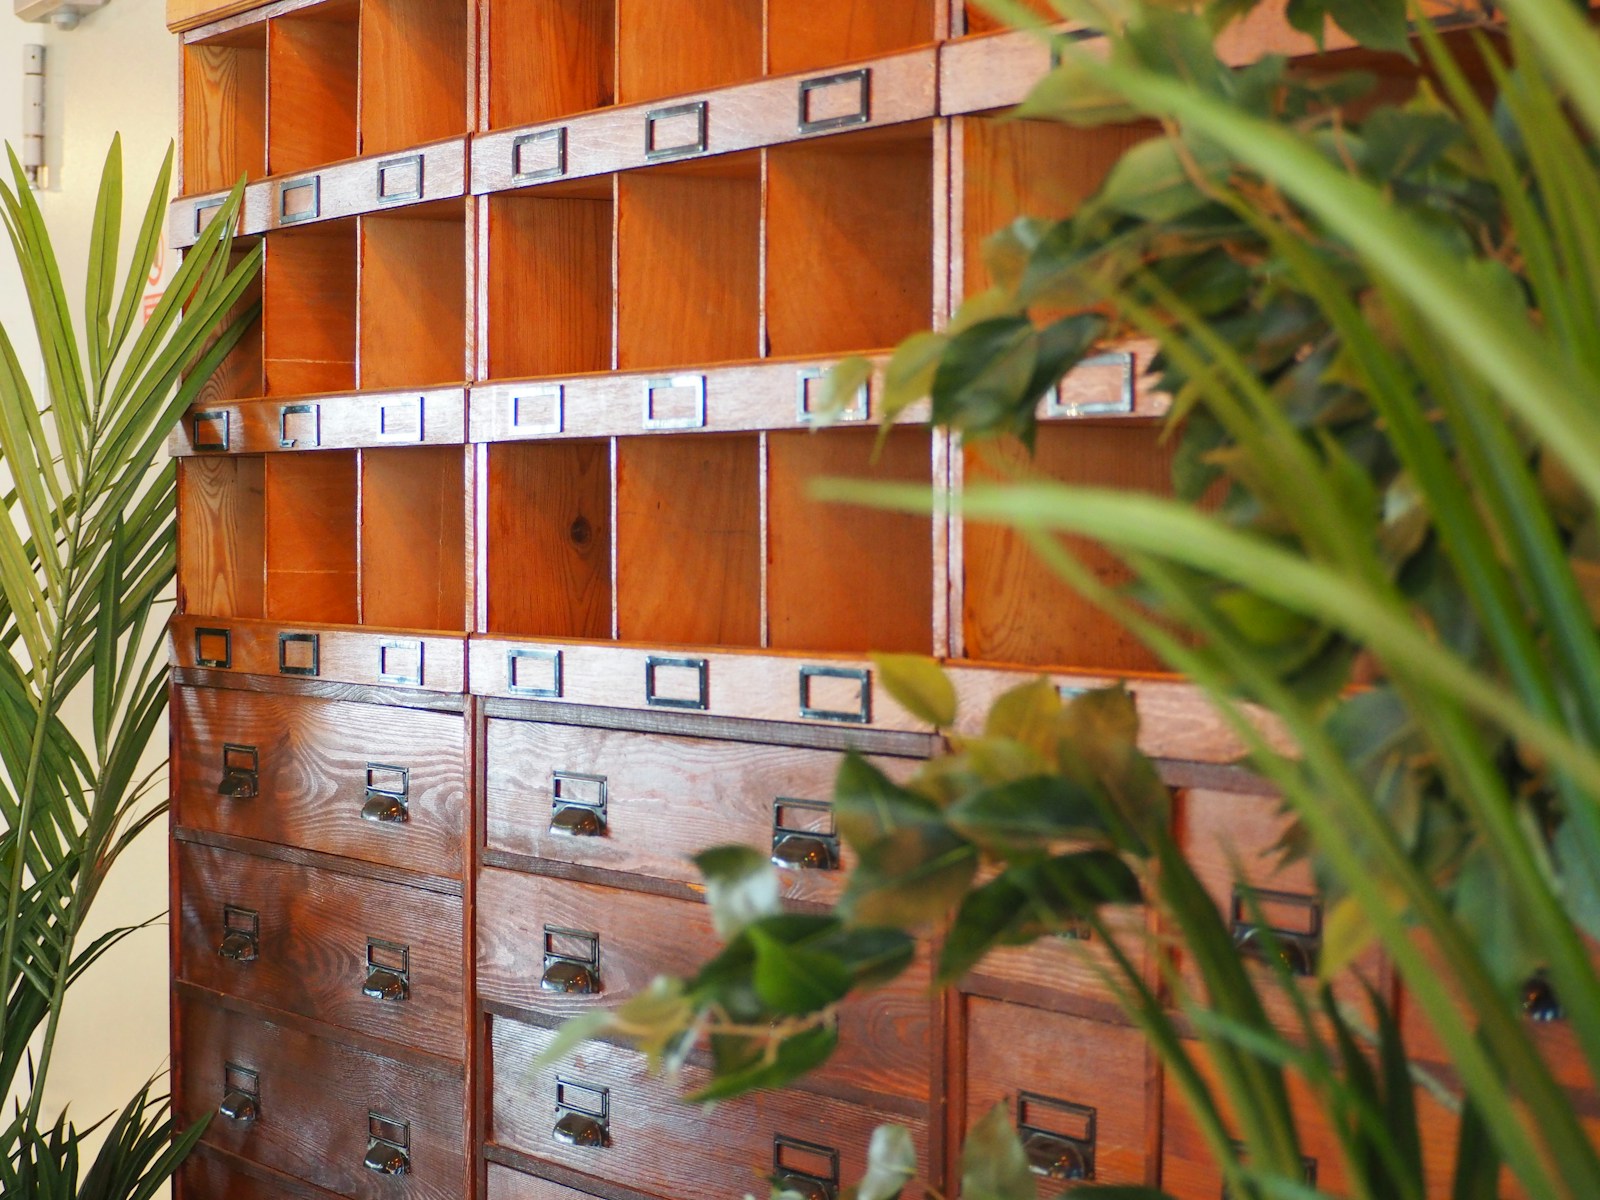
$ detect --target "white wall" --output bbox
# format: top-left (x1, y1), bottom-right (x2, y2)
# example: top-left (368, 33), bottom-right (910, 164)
top-left (0, 0), bottom-right (179, 1178)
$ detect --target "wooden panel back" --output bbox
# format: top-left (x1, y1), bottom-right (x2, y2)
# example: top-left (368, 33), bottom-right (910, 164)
top-left (263, 222), bottom-right (357, 397)
top-left (962, 424), bottom-right (1172, 671)
top-left (267, 5), bottom-right (359, 175)
top-left (359, 0), bottom-right (468, 156)
top-left (180, 456), bottom-right (266, 619)
top-left (264, 451), bottom-right (359, 623)
top-left (180, 1146), bottom-right (345, 1200)
top-left (487, 0), bottom-right (614, 127)
top-left (177, 997), bottom-right (466, 1200)
top-left (489, 1015), bottom-right (931, 1193)
top-left (194, 251), bottom-right (264, 405)
top-left (616, 160), bottom-right (761, 370)
top-left (361, 446), bottom-right (468, 632)
top-left (183, 34), bottom-right (266, 194)
top-left (767, 426), bottom-right (934, 654)
top-left (963, 996), bottom-right (1154, 1191)
top-left (173, 685), bottom-right (467, 878)
top-left (484, 719), bottom-right (921, 903)
top-left (767, 0), bottom-right (939, 74)
top-left (359, 208), bottom-right (468, 390)
top-left (766, 126), bottom-right (934, 357)
top-left (477, 870), bottom-right (933, 1104)
top-left (958, 117), bottom-right (1152, 301)
top-left (487, 1165), bottom-right (601, 1200)
top-left (484, 440), bottom-right (612, 638)
top-left (486, 192), bottom-right (613, 379)
top-left (614, 0), bottom-right (760, 104)
top-left (614, 434), bottom-right (760, 647)
top-left (177, 842), bottom-right (465, 1059)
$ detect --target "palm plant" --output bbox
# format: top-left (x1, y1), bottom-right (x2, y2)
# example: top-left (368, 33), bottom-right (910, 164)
top-left (539, 0), bottom-right (1600, 1194)
top-left (0, 138), bottom-right (258, 1196)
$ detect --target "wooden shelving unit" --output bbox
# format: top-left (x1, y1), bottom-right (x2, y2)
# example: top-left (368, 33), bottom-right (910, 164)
top-left (164, 2), bottom-right (1539, 1198)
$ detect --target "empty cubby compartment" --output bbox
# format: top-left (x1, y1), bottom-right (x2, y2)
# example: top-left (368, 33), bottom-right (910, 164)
top-left (766, 426), bottom-right (934, 655)
top-left (182, 24), bottom-right (267, 194)
top-left (615, 434), bottom-right (761, 647)
top-left (486, 179), bottom-right (615, 379)
top-left (359, 200), bottom-right (469, 390)
top-left (192, 246), bottom-right (265, 405)
top-left (766, 0), bottom-right (940, 75)
top-left (616, 154), bottom-right (760, 371)
top-left (263, 219), bottom-right (357, 398)
top-left (961, 424), bottom-right (1176, 673)
top-left (486, 0), bottom-right (615, 128)
top-left (484, 440), bottom-right (613, 638)
top-left (955, 114), bottom-right (1155, 302)
top-left (267, 0), bottom-right (359, 175)
top-left (179, 456), bottom-right (266, 619)
top-left (264, 450), bottom-right (360, 624)
top-left (615, 0), bottom-right (760, 104)
top-left (765, 124), bottom-right (935, 358)
top-left (361, 447), bottom-right (468, 631)
top-left (359, 0), bottom-right (469, 155)
top-left (963, 0), bottom-right (1057, 36)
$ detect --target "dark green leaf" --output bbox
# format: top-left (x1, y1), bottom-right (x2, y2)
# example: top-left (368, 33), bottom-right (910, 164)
top-left (834, 752), bottom-right (943, 849)
top-left (873, 653), bottom-right (957, 728)
top-left (843, 823), bottom-right (979, 927)
top-left (946, 774), bottom-right (1113, 854)
top-left (748, 926), bottom-right (853, 1015)
top-left (693, 844), bottom-right (782, 939)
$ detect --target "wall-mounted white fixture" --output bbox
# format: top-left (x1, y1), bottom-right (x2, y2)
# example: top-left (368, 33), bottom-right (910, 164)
top-left (22, 46), bottom-right (45, 190)
top-left (16, 0), bottom-right (107, 29)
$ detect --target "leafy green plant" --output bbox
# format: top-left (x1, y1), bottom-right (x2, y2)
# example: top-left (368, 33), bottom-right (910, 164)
top-left (0, 139), bottom-right (258, 1196)
top-left (540, 0), bottom-right (1600, 1194)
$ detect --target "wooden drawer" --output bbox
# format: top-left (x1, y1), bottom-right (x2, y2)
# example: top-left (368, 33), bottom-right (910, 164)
top-left (180, 1146), bottom-right (346, 1200)
top-left (487, 1165), bottom-right (603, 1200)
top-left (1179, 788), bottom-right (1384, 1029)
top-left (477, 869), bottom-right (933, 1105)
top-left (489, 1014), bottom-right (931, 1199)
top-left (958, 901), bottom-right (1151, 1019)
top-left (173, 685), bottom-right (466, 879)
top-left (176, 842), bottom-right (465, 1059)
top-left (962, 997), bottom-right (1153, 1191)
top-left (176, 996), bottom-right (466, 1200)
top-left (484, 718), bottom-right (921, 903)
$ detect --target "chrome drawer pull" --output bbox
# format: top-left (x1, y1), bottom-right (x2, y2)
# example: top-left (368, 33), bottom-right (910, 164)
top-left (218, 744), bottom-right (258, 800)
top-left (219, 1063), bottom-right (259, 1123)
top-left (553, 1078), bottom-right (609, 1148)
top-left (217, 905), bottom-right (259, 962)
top-left (551, 771), bottom-right (607, 838)
top-left (1229, 885), bottom-right (1322, 977)
top-left (365, 1113), bottom-right (410, 1176)
top-left (770, 798), bottom-right (839, 871)
top-left (774, 1134), bottom-right (839, 1200)
top-left (362, 939), bottom-right (410, 1002)
top-left (1020, 1093), bottom-right (1095, 1181)
top-left (1522, 971), bottom-right (1564, 1022)
top-left (361, 764), bottom-right (410, 825)
top-left (541, 927), bottom-right (601, 994)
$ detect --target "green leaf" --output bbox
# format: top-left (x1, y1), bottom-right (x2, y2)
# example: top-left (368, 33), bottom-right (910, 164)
top-left (690, 1023), bottom-right (839, 1102)
top-left (814, 357), bottom-right (874, 427)
top-left (834, 752), bottom-right (943, 849)
top-left (532, 1010), bottom-right (613, 1070)
top-left (983, 676), bottom-right (1063, 757)
top-left (844, 1124), bottom-right (918, 1200)
top-left (960, 1103), bottom-right (1034, 1200)
top-left (693, 845), bottom-right (782, 940)
top-left (1092, 136), bottom-right (1228, 224)
top-left (873, 653), bottom-right (956, 727)
top-left (844, 823), bottom-right (979, 927)
top-left (1017, 60), bottom-right (1143, 125)
top-left (946, 774), bottom-right (1113, 854)
top-left (749, 926), bottom-right (853, 1015)
top-left (882, 331), bottom-right (950, 420)
top-left (1325, 0), bottom-right (1410, 55)
top-left (930, 316), bottom-right (1038, 435)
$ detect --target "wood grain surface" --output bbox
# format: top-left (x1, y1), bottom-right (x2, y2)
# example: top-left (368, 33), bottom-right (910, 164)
top-left (180, 455), bottom-right (267, 619)
top-left (767, 0), bottom-right (940, 73)
top-left (266, 3), bottom-right (359, 175)
top-left (485, 0), bottom-right (613, 128)
top-left (176, 996), bottom-right (467, 1200)
top-left (179, 1144), bottom-right (349, 1200)
top-left (264, 450), bottom-right (359, 624)
top-left (263, 221), bottom-right (358, 397)
top-left (359, 205), bottom-right (469, 390)
top-left (173, 683), bottom-right (467, 876)
top-left (169, 614), bottom-right (469, 692)
top-left (615, 0), bottom-right (761, 104)
top-left (177, 841), bottom-right (466, 1059)
top-left (173, 388), bottom-right (466, 456)
top-left (362, 446), bottom-right (469, 631)
top-left (359, 0), bottom-right (468, 157)
top-left (183, 31), bottom-right (267, 193)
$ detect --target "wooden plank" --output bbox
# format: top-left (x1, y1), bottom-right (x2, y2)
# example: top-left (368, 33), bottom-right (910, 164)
top-left (262, 221), bottom-right (357, 397)
top-left (471, 49), bottom-right (937, 194)
top-left (362, 446), bottom-right (468, 631)
top-left (183, 33), bottom-right (267, 194)
top-left (264, 451), bottom-right (359, 624)
top-left (767, 0), bottom-right (941, 74)
top-left (359, 205), bottom-right (470, 390)
top-left (614, 0), bottom-right (760, 105)
top-left (172, 388), bottom-right (467, 456)
top-left (359, 0), bottom-right (469, 157)
top-left (266, 3), bottom-right (359, 176)
top-left (614, 434), bottom-right (761, 647)
top-left (179, 455), bottom-right (266, 619)
top-left (485, 0), bottom-right (614, 129)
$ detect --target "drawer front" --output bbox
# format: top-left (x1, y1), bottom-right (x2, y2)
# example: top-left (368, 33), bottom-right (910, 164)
top-left (963, 997), bottom-right (1153, 1192)
top-left (177, 842), bottom-right (465, 1060)
top-left (173, 686), bottom-right (466, 879)
top-left (485, 720), bottom-right (920, 902)
top-left (489, 1015), bottom-right (930, 1199)
top-left (177, 997), bottom-right (466, 1200)
top-left (960, 903), bottom-right (1152, 1017)
top-left (179, 1147), bottom-right (345, 1200)
top-left (487, 1165), bottom-right (603, 1200)
top-left (477, 869), bottom-right (933, 1105)
top-left (1180, 788), bottom-right (1383, 1028)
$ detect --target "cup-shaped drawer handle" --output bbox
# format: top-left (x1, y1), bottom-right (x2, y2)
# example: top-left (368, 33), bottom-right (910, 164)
top-left (361, 791), bottom-right (408, 824)
top-left (1522, 972), bottom-right (1565, 1022)
top-left (1023, 1129), bottom-right (1089, 1180)
top-left (553, 1110), bottom-right (608, 1147)
top-left (551, 805), bottom-right (604, 836)
top-left (541, 958), bottom-right (599, 994)
top-left (364, 1139), bottom-right (410, 1175)
top-left (218, 743), bottom-right (258, 800)
top-left (218, 905), bottom-right (259, 962)
top-left (774, 1177), bottom-right (834, 1200)
top-left (771, 831), bottom-right (839, 871)
top-left (363, 965), bottom-right (409, 1002)
top-left (218, 930), bottom-right (258, 961)
top-left (361, 764), bottom-right (410, 825)
top-left (1229, 885), bottom-right (1321, 978)
top-left (551, 771), bottom-right (607, 838)
top-left (219, 1089), bottom-right (258, 1123)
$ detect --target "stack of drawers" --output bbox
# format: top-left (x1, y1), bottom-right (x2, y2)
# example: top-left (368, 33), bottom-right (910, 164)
top-left (163, 1), bottom-right (1529, 1198)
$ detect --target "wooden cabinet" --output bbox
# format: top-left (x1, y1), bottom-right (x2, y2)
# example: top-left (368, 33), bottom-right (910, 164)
top-left (167, 3), bottom-right (1538, 1199)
